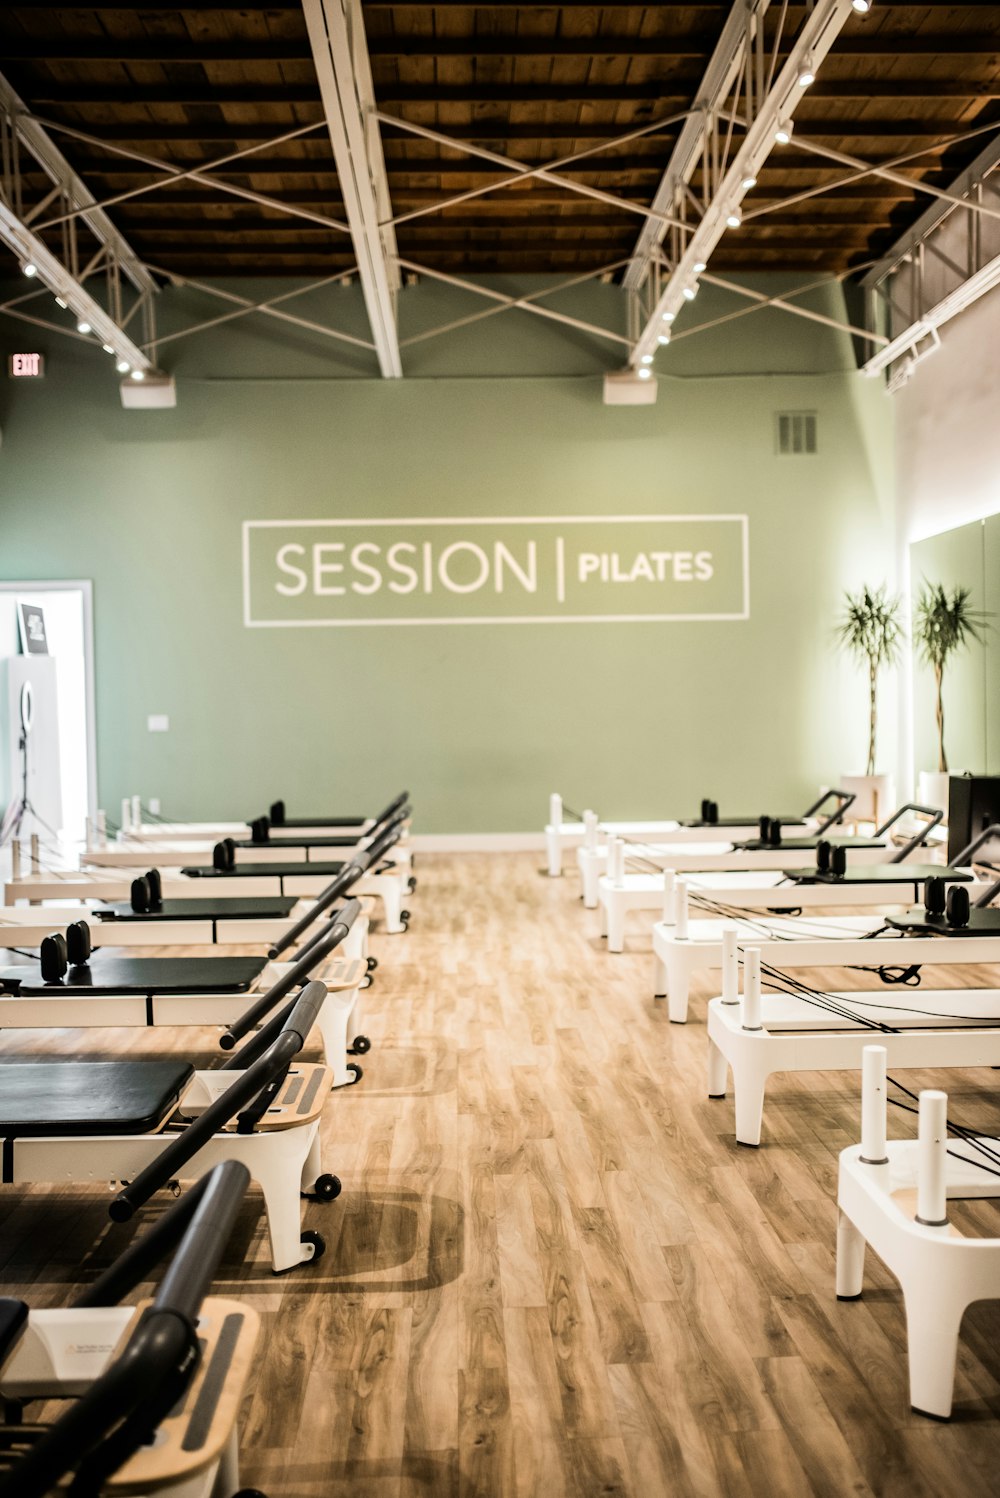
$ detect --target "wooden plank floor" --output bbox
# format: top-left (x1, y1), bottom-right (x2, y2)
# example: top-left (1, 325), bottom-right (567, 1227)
top-left (2, 850), bottom-right (999, 1497)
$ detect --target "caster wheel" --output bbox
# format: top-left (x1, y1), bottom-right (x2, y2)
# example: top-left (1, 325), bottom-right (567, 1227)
top-left (233, 1490), bottom-right (268, 1497)
top-left (347, 1061), bottom-right (363, 1084)
top-left (350, 1035), bottom-right (371, 1055)
top-left (408, 876), bottom-right (417, 892)
top-left (400, 910), bottom-right (411, 923)
top-left (367, 955), bottom-right (378, 972)
top-left (312, 1173), bottom-right (342, 1202)
top-left (300, 1230), bottom-right (326, 1263)
top-left (361, 974), bottom-right (373, 989)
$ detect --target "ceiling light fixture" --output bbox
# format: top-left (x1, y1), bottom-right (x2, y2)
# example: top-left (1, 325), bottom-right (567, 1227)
top-left (775, 118), bottom-right (794, 145)
top-left (741, 174), bottom-right (757, 190)
top-left (693, 259), bottom-right (707, 274)
top-left (637, 366), bottom-right (652, 380)
top-left (76, 320), bottom-right (91, 334)
top-left (21, 261), bottom-right (37, 278)
top-left (116, 359), bottom-right (130, 373)
top-left (661, 310), bottom-right (676, 324)
top-left (682, 280), bottom-right (699, 302)
top-left (102, 343), bottom-right (115, 354)
top-left (54, 295), bottom-right (67, 308)
top-left (852, 0), bottom-right (871, 12)
top-left (640, 353), bottom-right (654, 365)
top-left (726, 207), bottom-right (743, 228)
top-left (798, 55), bottom-right (816, 88)
top-left (658, 333), bottom-right (671, 347)
top-left (130, 369), bottom-right (145, 381)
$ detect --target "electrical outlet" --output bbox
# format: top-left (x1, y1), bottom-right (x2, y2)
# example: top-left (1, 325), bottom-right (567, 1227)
top-left (147, 714), bottom-right (169, 733)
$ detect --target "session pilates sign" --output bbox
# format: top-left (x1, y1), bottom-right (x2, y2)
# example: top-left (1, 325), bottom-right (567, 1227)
top-left (242, 515), bottom-right (749, 627)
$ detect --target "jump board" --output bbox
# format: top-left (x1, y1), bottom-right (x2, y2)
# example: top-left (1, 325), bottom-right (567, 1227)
top-left (0, 953), bottom-right (266, 996)
top-left (95, 896), bottom-right (297, 922)
top-left (886, 909), bottom-right (1000, 938)
top-left (182, 861), bottom-right (348, 878)
top-left (733, 836), bottom-right (885, 852)
top-left (784, 864), bottom-right (970, 886)
top-left (0, 1060), bottom-right (194, 1136)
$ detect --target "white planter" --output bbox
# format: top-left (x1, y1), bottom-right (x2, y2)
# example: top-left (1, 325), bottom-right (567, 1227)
top-left (840, 773), bottom-right (896, 825)
top-left (917, 770), bottom-right (952, 817)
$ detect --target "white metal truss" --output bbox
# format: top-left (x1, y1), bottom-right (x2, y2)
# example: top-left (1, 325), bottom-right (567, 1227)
top-left (623, 0), bottom-right (770, 295)
top-left (859, 137), bottom-right (1000, 386)
top-left (0, 71), bottom-right (156, 373)
top-left (302, 0), bottom-right (401, 377)
top-left (628, 0), bottom-right (858, 370)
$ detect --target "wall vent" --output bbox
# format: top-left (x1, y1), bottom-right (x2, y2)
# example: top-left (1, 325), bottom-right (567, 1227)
top-left (775, 410), bottom-right (817, 455)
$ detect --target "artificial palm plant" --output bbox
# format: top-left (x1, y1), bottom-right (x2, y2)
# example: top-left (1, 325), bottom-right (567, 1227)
top-left (836, 585), bottom-right (904, 777)
top-left (913, 582), bottom-right (989, 772)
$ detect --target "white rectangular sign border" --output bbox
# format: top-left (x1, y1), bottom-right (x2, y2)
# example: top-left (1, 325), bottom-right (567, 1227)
top-left (242, 514), bottom-right (750, 627)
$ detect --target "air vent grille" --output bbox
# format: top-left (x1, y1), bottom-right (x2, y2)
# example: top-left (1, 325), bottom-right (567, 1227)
top-left (776, 411), bottom-right (818, 455)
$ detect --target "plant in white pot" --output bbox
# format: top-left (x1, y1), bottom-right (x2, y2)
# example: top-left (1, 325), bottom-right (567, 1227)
top-left (913, 581), bottom-right (989, 812)
top-left (836, 584), bottom-right (904, 822)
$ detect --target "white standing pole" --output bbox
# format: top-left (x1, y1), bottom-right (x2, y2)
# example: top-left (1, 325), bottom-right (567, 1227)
top-left (584, 809), bottom-right (599, 850)
top-left (84, 816), bottom-right (94, 852)
top-left (11, 841), bottom-right (20, 881)
top-left (860, 1045), bottom-right (889, 1164)
top-left (916, 1090), bottom-right (949, 1228)
top-left (612, 837), bottom-right (626, 887)
top-left (549, 792), bottom-right (562, 829)
top-left (741, 946), bottom-right (762, 1030)
top-left (120, 797), bottom-right (132, 836)
top-left (662, 869), bottom-right (676, 924)
top-left (721, 924), bottom-right (739, 1004)
top-left (131, 793), bottom-right (142, 828)
top-left (96, 809), bottom-right (107, 845)
top-left (30, 833), bottom-right (40, 874)
top-left (674, 878), bottom-right (689, 939)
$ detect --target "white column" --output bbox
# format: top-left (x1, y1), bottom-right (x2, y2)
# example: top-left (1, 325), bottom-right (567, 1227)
top-left (916, 1091), bottom-right (949, 1228)
top-left (721, 925), bottom-right (739, 1003)
top-left (673, 879), bottom-right (689, 939)
top-left (860, 1045), bottom-right (888, 1165)
top-left (662, 869), bottom-right (676, 924)
top-left (741, 947), bottom-right (762, 1030)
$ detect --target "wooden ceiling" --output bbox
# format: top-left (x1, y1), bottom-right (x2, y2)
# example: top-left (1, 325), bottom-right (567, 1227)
top-left (1, 2), bottom-right (999, 283)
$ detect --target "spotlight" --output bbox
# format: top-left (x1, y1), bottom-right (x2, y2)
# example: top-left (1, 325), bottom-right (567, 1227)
top-left (640, 354), bottom-right (654, 365)
top-left (21, 261), bottom-right (38, 278)
top-left (130, 368), bottom-right (145, 381)
top-left (116, 359), bottom-right (130, 373)
top-left (741, 174), bottom-right (757, 190)
top-left (693, 259), bottom-right (707, 274)
top-left (661, 310), bottom-right (676, 324)
top-left (798, 56), bottom-right (816, 88)
top-left (637, 367), bottom-right (652, 381)
top-left (54, 295), bottom-right (68, 308)
top-left (852, 0), bottom-right (871, 11)
top-left (102, 343), bottom-right (115, 354)
top-left (726, 207), bottom-right (742, 228)
top-left (682, 281), bottom-right (699, 302)
top-left (77, 319), bottom-right (91, 334)
top-left (775, 118), bottom-right (794, 145)
top-left (657, 333), bottom-right (671, 347)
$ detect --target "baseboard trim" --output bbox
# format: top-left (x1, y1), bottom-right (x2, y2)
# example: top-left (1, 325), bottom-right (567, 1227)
top-left (408, 832), bottom-right (546, 853)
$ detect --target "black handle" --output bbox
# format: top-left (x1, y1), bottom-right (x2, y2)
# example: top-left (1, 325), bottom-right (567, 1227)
top-left (804, 788), bottom-right (857, 835)
top-left (109, 982), bottom-right (327, 1221)
top-left (222, 897), bottom-right (360, 1048)
top-left (266, 812), bottom-right (404, 959)
top-left (874, 803), bottom-right (944, 862)
top-left (952, 821), bottom-right (1000, 868)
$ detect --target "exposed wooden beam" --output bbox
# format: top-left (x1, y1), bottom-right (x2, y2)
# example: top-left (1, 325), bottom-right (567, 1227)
top-left (3, 33), bottom-right (998, 62)
top-left (18, 79), bottom-right (1000, 107)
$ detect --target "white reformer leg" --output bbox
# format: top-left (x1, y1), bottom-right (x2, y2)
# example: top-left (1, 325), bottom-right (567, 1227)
top-left (708, 926), bottom-right (740, 1099)
top-left (546, 793), bottom-right (563, 876)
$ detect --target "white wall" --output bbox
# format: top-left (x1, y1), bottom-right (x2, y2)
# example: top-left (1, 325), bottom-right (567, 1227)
top-left (894, 282), bottom-right (1000, 546)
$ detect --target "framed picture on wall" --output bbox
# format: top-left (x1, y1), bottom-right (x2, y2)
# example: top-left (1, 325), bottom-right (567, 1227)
top-left (17, 600), bottom-right (49, 655)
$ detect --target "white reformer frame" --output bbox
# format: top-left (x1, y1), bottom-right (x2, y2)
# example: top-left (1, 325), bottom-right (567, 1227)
top-left (705, 937), bottom-right (1000, 1146)
top-left (0, 955), bottom-right (369, 1090)
top-left (544, 792), bottom-right (681, 878)
top-left (837, 1046), bottom-right (1000, 1419)
top-left (651, 904), bottom-right (1000, 1023)
top-left (596, 865), bottom-right (985, 951)
top-left (6, 862), bottom-right (413, 934)
top-left (81, 838), bottom-right (414, 875)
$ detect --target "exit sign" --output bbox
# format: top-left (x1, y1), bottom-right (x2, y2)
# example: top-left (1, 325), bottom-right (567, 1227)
top-left (8, 352), bottom-right (44, 378)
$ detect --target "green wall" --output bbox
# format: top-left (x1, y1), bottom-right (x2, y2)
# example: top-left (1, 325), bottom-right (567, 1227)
top-left (0, 276), bottom-right (895, 832)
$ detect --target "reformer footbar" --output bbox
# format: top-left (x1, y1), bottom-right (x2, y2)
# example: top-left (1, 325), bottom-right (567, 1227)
top-left (243, 790), bottom-right (411, 847)
top-left (0, 1160), bottom-right (260, 1498)
top-left (0, 980), bottom-right (341, 1273)
top-left (680, 787), bottom-right (856, 832)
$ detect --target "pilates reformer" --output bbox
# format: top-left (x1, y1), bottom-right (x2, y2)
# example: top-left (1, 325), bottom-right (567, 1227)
top-left (705, 937), bottom-right (1000, 1146)
top-left (651, 868), bottom-right (1000, 1023)
top-left (115, 789), bottom-right (408, 844)
top-left (7, 810), bottom-right (414, 934)
top-left (837, 1046), bottom-right (1000, 1420)
top-left (596, 808), bottom-right (984, 949)
top-left (0, 899), bottom-right (369, 1089)
top-left (0, 1160), bottom-right (263, 1498)
top-left (545, 788), bottom-right (854, 880)
top-left (576, 799), bottom-right (933, 907)
top-left (0, 979), bottom-right (344, 1273)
